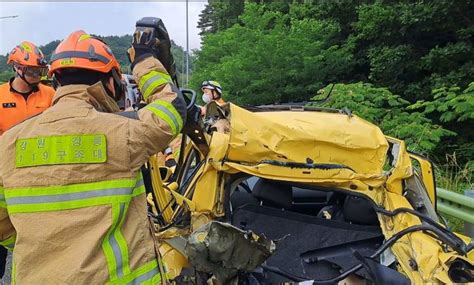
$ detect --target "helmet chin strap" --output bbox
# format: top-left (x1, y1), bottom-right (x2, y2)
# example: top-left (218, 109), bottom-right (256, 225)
top-left (100, 70), bottom-right (125, 102)
top-left (15, 67), bottom-right (39, 91)
top-left (111, 68), bottom-right (125, 101)
top-left (213, 90), bottom-right (221, 100)
top-left (101, 78), bottom-right (115, 99)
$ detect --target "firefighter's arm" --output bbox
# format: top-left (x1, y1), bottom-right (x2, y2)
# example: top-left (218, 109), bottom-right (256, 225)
top-left (0, 177), bottom-right (15, 251)
top-left (130, 56), bottom-right (187, 168)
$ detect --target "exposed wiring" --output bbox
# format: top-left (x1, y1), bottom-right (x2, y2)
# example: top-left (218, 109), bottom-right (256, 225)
top-left (260, 265), bottom-right (306, 282)
top-left (258, 203), bottom-right (472, 284)
top-left (372, 206), bottom-right (469, 254)
top-left (309, 224), bottom-right (458, 284)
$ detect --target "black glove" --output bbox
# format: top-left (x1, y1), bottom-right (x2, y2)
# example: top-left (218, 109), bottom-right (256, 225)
top-left (127, 30), bottom-right (160, 70)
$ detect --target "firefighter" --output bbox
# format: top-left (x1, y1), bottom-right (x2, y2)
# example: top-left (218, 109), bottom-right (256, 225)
top-left (0, 29), bottom-right (186, 284)
top-left (163, 80), bottom-right (227, 167)
top-left (0, 41), bottom-right (54, 135)
top-left (201, 80), bottom-right (225, 105)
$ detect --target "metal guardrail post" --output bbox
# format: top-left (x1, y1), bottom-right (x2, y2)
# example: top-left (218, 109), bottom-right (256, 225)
top-left (465, 189), bottom-right (474, 238)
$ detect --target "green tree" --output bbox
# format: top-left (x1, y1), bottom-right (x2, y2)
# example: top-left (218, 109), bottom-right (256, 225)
top-left (311, 83), bottom-right (455, 154)
top-left (410, 82), bottom-right (474, 159)
top-left (350, 1), bottom-right (474, 102)
top-left (192, 3), bottom-right (354, 105)
top-left (0, 71), bottom-right (13, 84)
top-left (197, 0), bottom-right (245, 36)
top-left (194, 0), bottom-right (474, 162)
top-left (0, 54), bottom-right (10, 75)
top-left (197, 0), bottom-right (315, 37)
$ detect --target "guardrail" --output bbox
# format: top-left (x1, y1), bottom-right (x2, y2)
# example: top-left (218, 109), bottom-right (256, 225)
top-left (437, 188), bottom-right (474, 237)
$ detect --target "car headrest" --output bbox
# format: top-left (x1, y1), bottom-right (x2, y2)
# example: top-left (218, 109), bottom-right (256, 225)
top-left (252, 179), bottom-right (293, 209)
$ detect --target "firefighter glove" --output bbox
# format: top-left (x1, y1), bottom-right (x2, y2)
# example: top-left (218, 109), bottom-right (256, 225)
top-left (127, 30), bottom-right (160, 70)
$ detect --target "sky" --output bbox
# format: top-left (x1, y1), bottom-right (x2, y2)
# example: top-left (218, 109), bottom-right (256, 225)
top-left (0, 1), bottom-right (207, 55)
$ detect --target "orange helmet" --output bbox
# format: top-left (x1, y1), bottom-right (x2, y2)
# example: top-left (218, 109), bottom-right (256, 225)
top-left (49, 30), bottom-right (121, 77)
top-left (8, 41), bottom-right (48, 67)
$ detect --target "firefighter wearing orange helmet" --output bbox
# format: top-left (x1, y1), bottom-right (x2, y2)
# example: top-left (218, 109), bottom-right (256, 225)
top-left (0, 41), bottom-right (55, 135)
top-left (0, 28), bottom-right (186, 284)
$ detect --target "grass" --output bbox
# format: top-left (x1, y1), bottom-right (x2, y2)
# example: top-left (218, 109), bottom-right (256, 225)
top-left (434, 153), bottom-right (473, 233)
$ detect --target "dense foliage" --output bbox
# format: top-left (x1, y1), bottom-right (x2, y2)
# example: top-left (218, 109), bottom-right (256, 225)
top-left (311, 83), bottom-right (455, 154)
top-left (192, 1), bottom-right (474, 163)
top-left (1, 1), bottom-right (472, 163)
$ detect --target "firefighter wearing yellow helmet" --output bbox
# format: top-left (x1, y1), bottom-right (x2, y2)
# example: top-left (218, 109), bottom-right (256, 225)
top-left (201, 80), bottom-right (225, 105)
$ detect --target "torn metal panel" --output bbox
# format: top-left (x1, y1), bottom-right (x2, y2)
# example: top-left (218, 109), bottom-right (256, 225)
top-left (185, 221), bottom-right (275, 284)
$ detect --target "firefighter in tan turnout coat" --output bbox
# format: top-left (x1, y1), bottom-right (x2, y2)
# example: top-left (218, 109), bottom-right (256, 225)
top-left (0, 29), bottom-right (186, 284)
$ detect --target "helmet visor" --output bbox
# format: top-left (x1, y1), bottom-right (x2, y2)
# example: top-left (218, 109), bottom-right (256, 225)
top-left (16, 65), bottom-right (48, 77)
top-left (201, 81), bottom-right (215, 90)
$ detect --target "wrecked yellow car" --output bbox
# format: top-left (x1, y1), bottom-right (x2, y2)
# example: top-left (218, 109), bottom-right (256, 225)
top-left (144, 100), bottom-right (473, 284)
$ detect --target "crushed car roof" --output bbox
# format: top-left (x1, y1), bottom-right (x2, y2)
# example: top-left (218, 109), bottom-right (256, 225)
top-left (225, 103), bottom-right (389, 176)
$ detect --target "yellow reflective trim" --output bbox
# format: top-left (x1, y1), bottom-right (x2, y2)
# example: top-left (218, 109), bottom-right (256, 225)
top-left (144, 99), bottom-right (184, 136)
top-left (60, 59), bottom-right (75, 66)
top-left (139, 71), bottom-right (172, 100)
top-left (0, 186), bottom-right (5, 208)
top-left (152, 100), bottom-right (184, 131)
top-left (78, 34), bottom-right (92, 41)
top-left (7, 196), bottom-right (130, 214)
top-left (132, 185), bottom-right (145, 197)
top-left (20, 42), bottom-right (32, 53)
top-left (103, 203), bottom-right (130, 280)
top-left (115, 203), bottom-right (131, 277)
top-left (145, 104), bottom-right (178, 135)
top-left (132, 172), bottom-right (145, 197)
top-left (4, 173), bottom-right (145, 214)
top-left (0, 234), bottom-right (16, 251)
top-left (15, 134), bottom-right (107, 167)
top-left (5, 177), bottom-right (137, 198)
top-left (143, 77), bottom-right (169, 99)
top-left (106, 259), bottom-right (161, 285)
